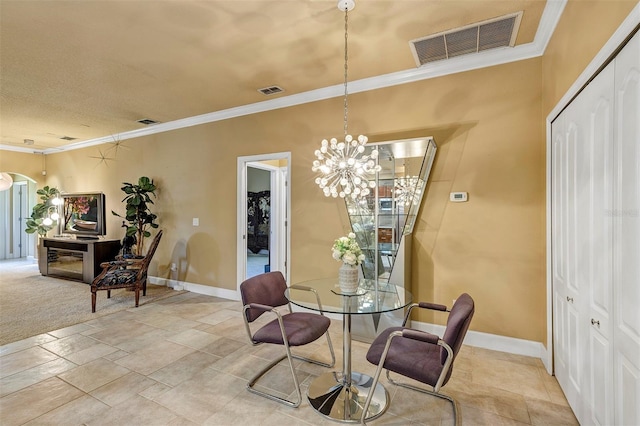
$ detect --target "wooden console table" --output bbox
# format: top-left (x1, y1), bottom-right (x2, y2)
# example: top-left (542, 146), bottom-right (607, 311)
top-left (38, 238), bottom-right (121, 284)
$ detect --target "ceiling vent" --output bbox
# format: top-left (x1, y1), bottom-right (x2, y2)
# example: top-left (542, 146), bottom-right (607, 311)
top-left (410, 12), bottom-right (523, 67)
top-left (137, 118), bottom-right (159, 125)
top-left (258, 86), bottom-right (284, 96)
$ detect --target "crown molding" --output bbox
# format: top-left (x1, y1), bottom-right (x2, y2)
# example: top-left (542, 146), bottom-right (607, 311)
top-left (19, 0), bottom-right (567, 155)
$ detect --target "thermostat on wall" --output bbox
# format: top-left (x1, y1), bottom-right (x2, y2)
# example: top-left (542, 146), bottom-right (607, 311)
top-left (450, 192), bottom-right (468, 202)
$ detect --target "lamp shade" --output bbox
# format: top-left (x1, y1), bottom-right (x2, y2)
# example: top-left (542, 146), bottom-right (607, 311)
top-left (0, 173), bottom-right (13, 191)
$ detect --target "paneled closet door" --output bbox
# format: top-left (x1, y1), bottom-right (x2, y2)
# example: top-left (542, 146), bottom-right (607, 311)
top-left (552, 52), bottom-right (616, 426)
top-left (552, 92), bottom-right (589, 421)
top-left (583, 60), bottom-right (614, 426)
top-left (612, 30), bottom-right (640, 426)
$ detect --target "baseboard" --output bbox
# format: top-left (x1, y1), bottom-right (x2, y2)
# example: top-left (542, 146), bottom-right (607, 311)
top-left (149, 276), bottom-right (549, 365)
top-left (149, 276), bottom-right (240, 301)
top-left (412, 320), bottom-right (549, 362)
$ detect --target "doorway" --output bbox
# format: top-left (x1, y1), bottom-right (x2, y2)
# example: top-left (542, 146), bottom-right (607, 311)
top-left (0, 177), bottom-right (30, 260)
top-left (237, 153), bottom-right (290, 289)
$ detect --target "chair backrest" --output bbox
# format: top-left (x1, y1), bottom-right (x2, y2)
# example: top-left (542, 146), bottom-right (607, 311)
top-left (136, 230), bottom-right (163, 280)
top-left (240, 271), bottom-right (288, 322)
top-left (441, 293), bottom-right (474, 366)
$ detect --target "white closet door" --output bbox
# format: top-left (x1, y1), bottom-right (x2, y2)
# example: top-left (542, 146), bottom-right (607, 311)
top-left (552, 91), bottom-right (589, 421)
top-left (612, 30), bottom-right (640, 426)
top-left (583, 60), bottom-right (614, 426)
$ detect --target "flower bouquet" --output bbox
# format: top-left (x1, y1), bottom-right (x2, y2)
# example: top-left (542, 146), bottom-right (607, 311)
top-left (332, 232), bottom-right (364, 293)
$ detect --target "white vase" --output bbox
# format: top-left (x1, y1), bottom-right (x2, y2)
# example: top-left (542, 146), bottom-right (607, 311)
top-left (338, 263), bottom-right (359, 293)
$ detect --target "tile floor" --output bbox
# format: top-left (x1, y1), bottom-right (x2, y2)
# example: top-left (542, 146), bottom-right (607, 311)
top-left (0, 291), bottom-right (578, 425)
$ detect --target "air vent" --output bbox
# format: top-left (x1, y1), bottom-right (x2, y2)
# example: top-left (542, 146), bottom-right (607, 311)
top-left (60, 136), bottom-right (77, 141)
top-left (258, 86), bottom-right (284, 96)
top-left (410, 12), bottom-right (523, 66)
top-left (137, 118), bottom-right (159, 125)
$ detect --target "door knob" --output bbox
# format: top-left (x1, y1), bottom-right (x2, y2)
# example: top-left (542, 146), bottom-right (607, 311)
top-left (591, 318), bottom-right (600, 327)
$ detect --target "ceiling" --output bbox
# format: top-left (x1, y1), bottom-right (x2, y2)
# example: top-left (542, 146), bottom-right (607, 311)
top-left (0, 0), bottom-right (557, 154)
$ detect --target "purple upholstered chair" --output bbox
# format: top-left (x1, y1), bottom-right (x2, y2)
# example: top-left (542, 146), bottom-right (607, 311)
top-left (361, 293), bottom-right (475, 425)
top-left (240, 271), bottom-right (335, 407)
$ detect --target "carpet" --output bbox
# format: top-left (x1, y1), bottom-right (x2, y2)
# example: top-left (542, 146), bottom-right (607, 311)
top-left (0, 259), bottom-right (184, 346)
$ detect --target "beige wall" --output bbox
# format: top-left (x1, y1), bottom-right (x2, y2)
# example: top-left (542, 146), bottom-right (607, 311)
top-left (2, 1), bottom-right (635, 345)
top-left (542, 0), bottom-right (638, 114)
top-left (0, 151), bottom-right (45, 186)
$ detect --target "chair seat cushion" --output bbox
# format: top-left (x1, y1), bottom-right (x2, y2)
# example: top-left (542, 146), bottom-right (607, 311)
top-left (366, 326), bottom-right (444, 387)
top-left (253, 312), bottom-right (330, 346)
top-left (95, 269), bottom-right (138, 288)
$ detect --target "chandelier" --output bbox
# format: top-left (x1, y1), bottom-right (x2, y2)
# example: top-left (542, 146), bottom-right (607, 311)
top-left (393, 176), bottom-right (424, 206)
top-left (312, 0), bottom-right (381, 200)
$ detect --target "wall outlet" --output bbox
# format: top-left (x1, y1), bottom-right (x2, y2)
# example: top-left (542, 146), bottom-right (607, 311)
top-left (170, 263), bottom-right (177, 272)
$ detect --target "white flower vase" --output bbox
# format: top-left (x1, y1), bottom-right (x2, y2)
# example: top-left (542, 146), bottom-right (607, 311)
top-left (339, 263), bottom-right (359, 293)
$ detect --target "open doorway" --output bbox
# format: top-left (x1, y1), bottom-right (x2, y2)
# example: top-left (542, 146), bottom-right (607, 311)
top-left (237, 153), bottom-right (290, 289)
top-left (0, 174), bottom-right (33, 260)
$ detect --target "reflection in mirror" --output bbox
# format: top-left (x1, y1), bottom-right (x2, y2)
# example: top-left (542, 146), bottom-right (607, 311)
top-left (345, 137), bottom-right (437, 282)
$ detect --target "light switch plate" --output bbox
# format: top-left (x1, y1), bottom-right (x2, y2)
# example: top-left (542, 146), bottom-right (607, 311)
top-left (192, 218), bottom-right (199, 226)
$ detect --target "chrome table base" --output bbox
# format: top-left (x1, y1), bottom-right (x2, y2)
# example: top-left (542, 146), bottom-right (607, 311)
top-left (307, 370), bottom-right (388, 422)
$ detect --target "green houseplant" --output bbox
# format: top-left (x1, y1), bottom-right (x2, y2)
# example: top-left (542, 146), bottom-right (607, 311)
top-left (112, 176), bottom-right (159, 257)
top-left (25, 186), bottom-right (62, 237)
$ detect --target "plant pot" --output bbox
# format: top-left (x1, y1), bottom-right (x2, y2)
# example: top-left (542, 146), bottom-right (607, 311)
top-left (338, 263), bottom-right (359, 293)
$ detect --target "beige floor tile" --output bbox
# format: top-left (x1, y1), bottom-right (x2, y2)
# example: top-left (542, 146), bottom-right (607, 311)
top-left (457, 404), bottom-right (531, 425)
top-left (22, 394), bottom-right (109, 425)
top-left (0, 377), bottom-right (84, 425)
top-left (47, 322), bottom-right (96, 339)
top-left (0, 346), bottom-right (60, 379)
top-left (114, 339), bottom-right (195, 375)
top-left (65, 342), bottom-right (120, 365)
top-left (200, 337), bottom-right (246, 358)
top-left (89, 371), bottom-right (158, 406)
top-left (57, 358), bottom-right (131, 393)
top-left (197, 309), bottom-right (241, 326)
top-left (84, 394), bottom-right (181, 425)
top-left (139, 380), bottom-right (172, 400)
top-left (157, 301), bottom-right (224, 321)
top-left (471, 355), bottom-right (550, 401)
top-left (41, 334), bottom-right (101, 357)
top-left (102, 326), bottom-right (179, 354)
top-left (152, 368), bottom-right (245, 424)
top-left (167, 328), bottom-right (223, 350)
top-left (129, 310), bottom-right (203, 332)
top-left (87, 321), bottom-right (164, 347)
top-left (0, 334), bottom-right (57, 357)
top-left (0, 357), bottom-right (76, 397)
top-left (445, 383), bottom-right (531, 424)
top-left (148, 350), bottom-right (222, 387)
top-left (525, 397), bottom-right (579, 426)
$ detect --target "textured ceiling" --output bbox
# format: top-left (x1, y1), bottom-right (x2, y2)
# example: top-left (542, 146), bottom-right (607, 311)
top-left (0, 0), bottom-right (546, 152)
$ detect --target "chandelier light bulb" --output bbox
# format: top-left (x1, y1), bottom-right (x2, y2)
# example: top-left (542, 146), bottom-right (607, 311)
top-left (50, 212), bottom-right (60, 221)
top-left (43, 217), bottom-right (53, 226)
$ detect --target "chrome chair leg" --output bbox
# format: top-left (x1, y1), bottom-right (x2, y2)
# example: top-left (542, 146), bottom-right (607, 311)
top-left (247, 330), bottom-right (335, 407)
top-left (386, 371), bottom-right (462, 426)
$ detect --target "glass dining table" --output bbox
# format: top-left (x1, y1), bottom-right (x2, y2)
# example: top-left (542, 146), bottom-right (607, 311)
top-left (285, 278), bottom-right (413, 423)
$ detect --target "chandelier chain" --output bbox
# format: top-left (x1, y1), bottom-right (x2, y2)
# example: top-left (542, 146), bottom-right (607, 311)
top-left (343, 7), bottom-right (349, 138)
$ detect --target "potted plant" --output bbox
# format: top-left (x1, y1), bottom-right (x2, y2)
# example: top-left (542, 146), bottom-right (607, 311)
top-left (112, 176), bottom-right (159, 257)
top-left (25, 186), bottom-right (62, 237)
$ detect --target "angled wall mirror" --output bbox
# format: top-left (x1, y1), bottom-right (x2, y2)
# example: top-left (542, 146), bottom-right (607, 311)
top-left (345, 136), bottom-right (437, 341)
